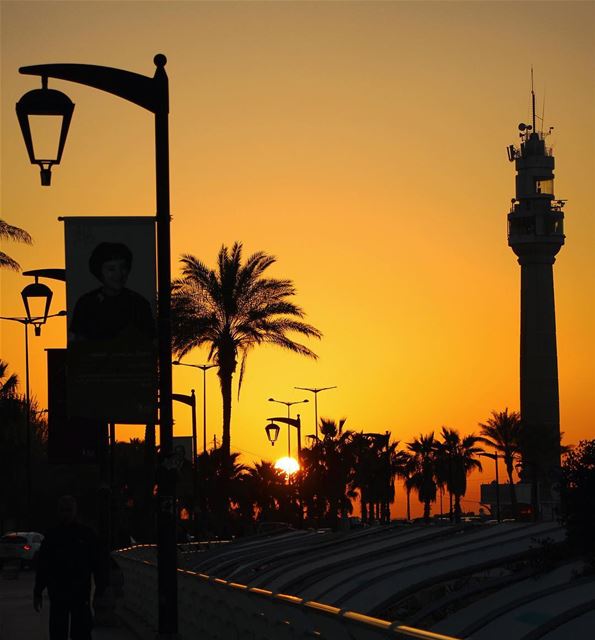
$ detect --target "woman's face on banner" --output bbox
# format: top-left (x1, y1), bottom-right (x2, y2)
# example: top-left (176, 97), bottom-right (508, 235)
top-left (100, 258), bottom-right (130, 294)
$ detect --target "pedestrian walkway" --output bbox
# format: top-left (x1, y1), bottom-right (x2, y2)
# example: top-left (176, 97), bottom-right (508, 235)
top-left (0, 569), bottom-right (138, 640)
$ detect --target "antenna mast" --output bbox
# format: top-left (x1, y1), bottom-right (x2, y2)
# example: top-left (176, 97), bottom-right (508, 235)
top-left (531, 66), bottom-right (536, 132)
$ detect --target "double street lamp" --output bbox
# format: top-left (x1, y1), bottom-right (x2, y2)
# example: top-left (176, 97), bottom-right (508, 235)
top-left (16, 55), bottom-right (177, 635)
top-left (294, 385), bottom-right (336, 441)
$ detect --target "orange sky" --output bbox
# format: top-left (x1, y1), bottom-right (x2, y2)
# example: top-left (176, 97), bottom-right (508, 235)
top-left (1, 1), bottom-right (594, 518)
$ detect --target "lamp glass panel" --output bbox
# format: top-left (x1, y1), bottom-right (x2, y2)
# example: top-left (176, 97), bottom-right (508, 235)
top-left (25, 296), bottom-right (49, 322)
top-left (28, 115), bottom-right (64, 162)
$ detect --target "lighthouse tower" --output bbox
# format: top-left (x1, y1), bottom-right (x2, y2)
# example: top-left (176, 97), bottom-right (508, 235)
top-left (507, 85), bottom-right (565, 518)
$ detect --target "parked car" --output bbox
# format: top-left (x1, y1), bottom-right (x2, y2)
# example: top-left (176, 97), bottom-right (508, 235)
top-left (0, 531), bottom-right (44, 568)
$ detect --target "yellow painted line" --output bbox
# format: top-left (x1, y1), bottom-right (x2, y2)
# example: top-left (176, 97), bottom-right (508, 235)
top-left (213, 578), bottom-right (227, 585)
top-left (228, 582), bottom-right (248, 590)
top-left (275, 593), bottom-right (303, 604)
top-left (249, 587), bottom-right (273, 596)
top-left (394, 624), bottom-right (461, 640)
top-left (304, 601), bottom-right (341, 615)
top-left (342, 611), bottom-right (391, 630)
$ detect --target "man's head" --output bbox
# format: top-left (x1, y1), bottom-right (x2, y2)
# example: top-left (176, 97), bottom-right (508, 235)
top-left (89, 242), bottom-right (133, 294)
top-left (57, 495), bottom-right (77, 525)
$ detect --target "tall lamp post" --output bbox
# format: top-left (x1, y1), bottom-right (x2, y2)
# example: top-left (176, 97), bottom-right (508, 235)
top-left (294, 386), bottom-right (336, 441)
top-left (16, 55), bottom-right (177, 635)
top-left (0, 306), bottom-right (66, 525)
top-left (172, 389), bottom-right (198, 536)
top-left (268, 397), bottom-right (308, 457)
top-left (480, 451), bottom-right (501, 523)
top-left (173, 361), bottom-right (216, 453)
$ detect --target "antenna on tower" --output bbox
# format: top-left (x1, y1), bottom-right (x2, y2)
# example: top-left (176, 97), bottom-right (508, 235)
top-left (531, 66), bottom-right (536, 132)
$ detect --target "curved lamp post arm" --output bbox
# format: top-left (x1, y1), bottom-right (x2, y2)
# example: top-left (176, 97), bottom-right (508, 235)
top-left (19, 57), bottom-right (168, 114)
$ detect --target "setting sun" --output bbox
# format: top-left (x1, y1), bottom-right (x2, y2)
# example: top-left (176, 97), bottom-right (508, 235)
top-left (274, 456), bottom-right (300, 476)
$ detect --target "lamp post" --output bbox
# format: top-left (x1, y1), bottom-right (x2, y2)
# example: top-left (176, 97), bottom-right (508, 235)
top-left (268, 398), bottom-right (308, 457)
top-left (16, 55), bottom-right (176, 635)
top-left (0, 309), bottom-right (66, 525)
top-left (294, 386), bottom-right (336, 441)
top-left (480, 451), bottom-right (501, 523)
top-left (172, 389), bottom-right (198, 536)
top-left (173, 361), bottom-right (216, 453)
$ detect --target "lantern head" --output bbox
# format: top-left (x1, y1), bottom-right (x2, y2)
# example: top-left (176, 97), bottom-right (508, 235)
top-left (21, 278), bottom-right (53, 335)
top-left (16, 77), bottom-right (74, 186)
top-left (265, 421), bottom-right (281, 446)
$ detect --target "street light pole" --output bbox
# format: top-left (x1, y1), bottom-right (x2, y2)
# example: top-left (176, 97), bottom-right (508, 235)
top-left (17, 55), bottom-right (176, 636)
top-left (173, 361), bottom-right (217, 453)
top-left (1, 311), bottom-right (65, 526)
top-left (268, 398), bottom-right (308, 457)
top-left (480, 451), bottom-right (501, 523)
top-left (294, 386), bottom-right (336, 441)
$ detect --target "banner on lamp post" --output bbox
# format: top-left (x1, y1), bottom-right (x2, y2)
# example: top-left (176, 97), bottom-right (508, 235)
top-left (64, 217), bottom-right (157, 424)
top-left (47, 348), bottom-right (103, 464)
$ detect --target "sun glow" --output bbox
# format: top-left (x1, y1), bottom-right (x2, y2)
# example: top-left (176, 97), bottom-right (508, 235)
top-left (274, 456), bottom-right (300, 476)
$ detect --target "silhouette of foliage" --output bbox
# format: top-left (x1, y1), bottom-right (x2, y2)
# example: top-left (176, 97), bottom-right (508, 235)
top-left (435, 427), bottom-right (483, 523)
top-left (0, 219), bottom-right (32, 271)
top-left (478, 408), bottom-right (521, 513)
top-left (172, 242), bottom-right (321, 458)
top-left (560, 440), bottom-right (595, 554)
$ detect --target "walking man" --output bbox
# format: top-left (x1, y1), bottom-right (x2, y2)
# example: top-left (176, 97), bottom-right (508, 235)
top-left (33, 495), bottom-right (107, 639)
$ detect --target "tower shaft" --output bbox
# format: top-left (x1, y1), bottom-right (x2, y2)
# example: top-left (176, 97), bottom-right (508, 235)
top-left (507, 116), bottom-right (565, 518)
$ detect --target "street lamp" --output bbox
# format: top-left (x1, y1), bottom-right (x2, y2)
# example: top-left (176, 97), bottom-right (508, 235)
top-left (265, 420), bottom-right (281, 446)
top-left (480, 451), bottom-right (501, 523)
top-left (17, 55), bottom-right (176, 635)
top-left (173, 361), bottom-right (217, 454)
top-left (268, 397), bottom-right (308, 457)
top-left (16, 77), bottom-right (74, 185)
top-left (0, 309), bottom-right (66, 525)
top-left (172, 389), bottom-right (198, 536)
top-left (21, 276), bottom-right (53, 335)
top-left (294, 386), bottom-right (337, 441)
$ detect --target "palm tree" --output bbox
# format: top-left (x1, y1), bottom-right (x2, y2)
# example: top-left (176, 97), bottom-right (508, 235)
top-left (406, 433), bottom-right (438, 523)
top-left (172, 242), bottom-right (322, 458)
top-left (301, 418), bottom-right (356, 528)
top-left (437, 427), bottom-right (483, 523)
top-left (196, 447), bottom-right (247, 536)
top-left (0, 360), bottom-right (19, 400)
top-left (0, 220), bottom-right (32, 271)
top-left (398, 450), bottom-right (416, 521)
top-left (244, 460), bottom-right (287, 522)
top-left (479, 408), bottom-right (521, 515)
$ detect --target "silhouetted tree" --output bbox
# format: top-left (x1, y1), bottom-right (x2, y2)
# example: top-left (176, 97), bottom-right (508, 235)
top-left (406, 433), bottom-right (438, 523)
top-left (0, 219), bottom-right (32, 271)
top-left (172, 243), bottom-right (321, 458)
top-left (301, 418), bottom-right (356, 528)
top-left (243, 460), bottom-right (288, 522)
top-left (479, 408), bottom-right (521, 515)
top-left (436, 427), bottom-right (483, 523)
top-left (195, 447), bottom-right (246, 536)
top-left (560, 440), bottom-right (595, 554)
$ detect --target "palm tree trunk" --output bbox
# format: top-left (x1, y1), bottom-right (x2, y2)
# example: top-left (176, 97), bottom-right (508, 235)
top-left (424, 500), bottom-right (431, 523)
top-left (218, 366), bottom-right (233, 459)
top-left (406, 488), bottom-right (411, 521)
